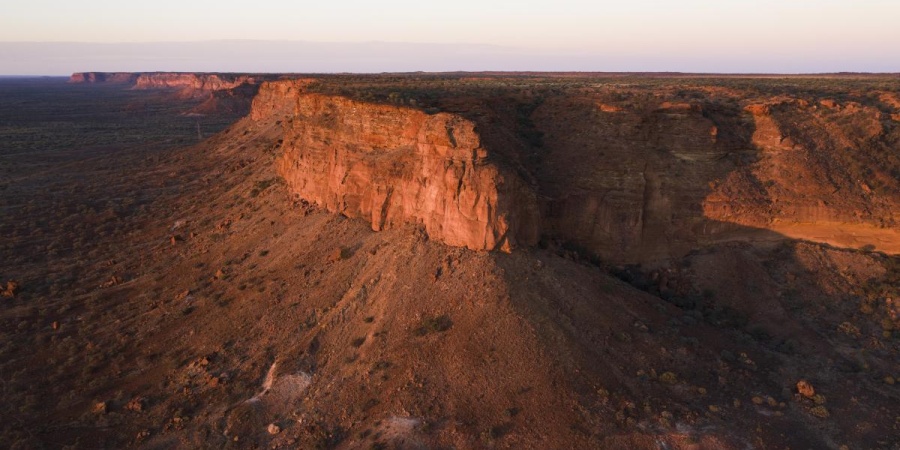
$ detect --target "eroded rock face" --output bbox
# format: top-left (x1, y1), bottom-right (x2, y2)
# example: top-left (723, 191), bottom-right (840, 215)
top-left (255, 82), bottom-right (540, 252)
top-left (708, 98), bottom-right (897, 225)
top-left (533, 96), bottom-right (746, 262)
top-left (531, 93), bottom-right (899, 262)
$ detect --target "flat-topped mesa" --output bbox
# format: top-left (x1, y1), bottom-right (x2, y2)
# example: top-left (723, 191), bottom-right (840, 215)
top-left (253, 81), bottom-right (540, 252)
top-left (69, 72), bottom-right (139, 84)
top-left (133, 73), bottom-right (256, 92)
top-left (69, 72), bottom-right (269, 95)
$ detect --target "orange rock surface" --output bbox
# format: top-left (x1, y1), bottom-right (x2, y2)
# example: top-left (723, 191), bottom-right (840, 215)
top-left (254, 81), bottom-right (540, 251)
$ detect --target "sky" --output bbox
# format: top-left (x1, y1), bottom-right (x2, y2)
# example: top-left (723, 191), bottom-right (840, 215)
top-left (1, 0), bottom-right (899, 74)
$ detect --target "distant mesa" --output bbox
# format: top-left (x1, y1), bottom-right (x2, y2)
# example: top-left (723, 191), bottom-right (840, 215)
top-left (69, 71), bottom-right (284, 97)
top-left (70, 71), bottom-right (287, 117)
top-left (132, 73), bottom-right (256, 93)
top-left (69, 72), bottom-right (139, 84)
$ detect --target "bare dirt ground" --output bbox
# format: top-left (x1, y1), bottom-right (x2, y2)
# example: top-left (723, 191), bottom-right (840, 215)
top-left (0, 76), bottom-right (898, 449)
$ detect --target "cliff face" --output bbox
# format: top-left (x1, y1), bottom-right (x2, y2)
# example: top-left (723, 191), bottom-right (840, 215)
top-left (248, 79), bottom-right (314, 121)
top-left (533, 98), bottom-right (736, 261)
top-left (253, 81), bottom-right (540, 252)
top-left (529, 93), bottom-right (900, 261)
top-left (249, 78), bottom-right (899, 260)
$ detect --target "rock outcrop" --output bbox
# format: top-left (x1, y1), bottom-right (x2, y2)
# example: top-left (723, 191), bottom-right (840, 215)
top-left (252, 81), bottom-right (540, 252)
top-left (246, 79), bottom-right (899, 259)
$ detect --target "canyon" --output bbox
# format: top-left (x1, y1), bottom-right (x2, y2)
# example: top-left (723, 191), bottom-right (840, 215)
top-left (2, 73), bottom-right (898, 449)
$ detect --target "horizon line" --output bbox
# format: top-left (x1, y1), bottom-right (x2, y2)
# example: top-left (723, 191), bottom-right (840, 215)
top-left (5, 71), bottom-right (900, 77)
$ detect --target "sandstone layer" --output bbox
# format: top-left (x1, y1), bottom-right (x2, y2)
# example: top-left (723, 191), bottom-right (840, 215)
top-left (253, 81), bottom-right (540, 252)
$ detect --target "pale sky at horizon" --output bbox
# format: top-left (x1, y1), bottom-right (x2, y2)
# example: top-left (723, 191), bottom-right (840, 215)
top-left (2, 0), bottom-right (899, 74)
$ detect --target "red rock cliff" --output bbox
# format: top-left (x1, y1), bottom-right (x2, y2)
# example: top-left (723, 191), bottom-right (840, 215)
top-left (251, 80), bottom-right (899, 259)
top-left (252, 81), bottom-right (540, 252)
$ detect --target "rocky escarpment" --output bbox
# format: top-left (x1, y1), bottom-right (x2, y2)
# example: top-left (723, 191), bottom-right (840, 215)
top-left (533, 98), bottom-right (741, 262)
top-left (529, 93), bottom-right (900, 262)
top-left (247, 77), bottom-right (900, 260)
top-left (252, 81), bottom-right (540, 252)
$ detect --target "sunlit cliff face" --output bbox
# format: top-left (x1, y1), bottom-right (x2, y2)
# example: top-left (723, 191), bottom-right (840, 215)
top-left (253, 82), bottom-right (539, 252)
